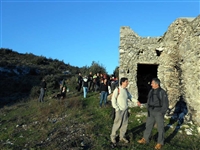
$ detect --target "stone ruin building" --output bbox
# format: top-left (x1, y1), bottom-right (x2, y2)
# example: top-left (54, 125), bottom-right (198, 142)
top-left (119, 15), bottom-right (200, 127)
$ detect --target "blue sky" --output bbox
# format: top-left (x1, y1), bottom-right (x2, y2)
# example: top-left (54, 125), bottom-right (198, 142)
top-left (0, 0), bottom-right (199, 74)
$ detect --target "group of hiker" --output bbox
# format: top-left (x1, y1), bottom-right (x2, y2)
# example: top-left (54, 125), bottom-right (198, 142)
top-left (38, 71), bottom-right (119, 102)
top-left (110, 77), bottom-right (188, 150)
top-left (76, 72), bottom-right (119, 100)
top-left (38, 74), bottom-right (188, 150)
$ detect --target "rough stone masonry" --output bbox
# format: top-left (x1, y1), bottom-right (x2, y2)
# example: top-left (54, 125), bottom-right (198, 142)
top-left (119, 15), bottom-right (200, 127)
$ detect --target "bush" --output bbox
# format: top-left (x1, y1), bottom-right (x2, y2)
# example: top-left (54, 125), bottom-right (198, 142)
top-left (30, 86), bottom-right (40, 99)
top-left (66, 76), bottom-right (77, 91)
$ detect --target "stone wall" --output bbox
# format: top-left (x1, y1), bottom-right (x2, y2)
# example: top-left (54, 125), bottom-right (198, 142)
top-left (119, 15), bottom-right (200, 126)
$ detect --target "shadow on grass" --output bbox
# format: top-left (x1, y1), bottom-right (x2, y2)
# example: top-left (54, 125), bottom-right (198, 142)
top-left (129, 123), bottom-right (146, 139)
top-left (164, 126), bottom-right (179, 143)
top-left (151, 125), bottom-right (179, 143)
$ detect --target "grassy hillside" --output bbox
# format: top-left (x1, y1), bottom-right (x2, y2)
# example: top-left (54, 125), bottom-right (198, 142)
top-left (0, 91), bottom-right (200, 150)
top-left (0, 48), bottom-right (81, 106)
top-left (0, 48), bottom-right (109, 107)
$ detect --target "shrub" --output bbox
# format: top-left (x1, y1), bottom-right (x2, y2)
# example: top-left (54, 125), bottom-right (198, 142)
top-left (30, 86), bottom-right (40, 99)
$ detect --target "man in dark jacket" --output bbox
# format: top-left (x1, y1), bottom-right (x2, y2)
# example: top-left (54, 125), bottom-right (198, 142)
top-left (38, 78), bottom-right (47, 102)
top-left (99, 78), bottom-right (109, 107)
top-left (77, 73), bottom-right (83, 92)
top-left (138, 78), bottom-right (169, 150)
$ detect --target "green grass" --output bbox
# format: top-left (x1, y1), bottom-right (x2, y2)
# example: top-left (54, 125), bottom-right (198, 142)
top-left (0, 92), bottom-right (200, 150)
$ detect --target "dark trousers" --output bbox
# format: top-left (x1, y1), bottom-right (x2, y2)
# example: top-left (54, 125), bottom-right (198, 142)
top-left (169, 112), bottom-right (185, 125)
top-left (88, 81), bottom-right (93, 91)
top-left (143, 110), bottom-right (165, 145)
top-left (77, 83), bottom-right (82, 92)
top-left (91, 82), bottom-right (95, 91)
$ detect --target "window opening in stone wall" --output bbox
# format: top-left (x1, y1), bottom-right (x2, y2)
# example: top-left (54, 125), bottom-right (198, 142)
top-left (137, 64), bottom-right (158, 103)
top-left (127, 69), bottom-right (129, 74)
top-left (156, 50), bottom-right (162, 56)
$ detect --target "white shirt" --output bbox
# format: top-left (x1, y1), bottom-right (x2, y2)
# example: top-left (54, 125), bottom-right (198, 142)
top-left (111, 86), bottom-right (132, 111)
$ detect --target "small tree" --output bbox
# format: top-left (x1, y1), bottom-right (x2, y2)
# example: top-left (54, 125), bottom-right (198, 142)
top-left (88, 61), bottom-right (107, 74)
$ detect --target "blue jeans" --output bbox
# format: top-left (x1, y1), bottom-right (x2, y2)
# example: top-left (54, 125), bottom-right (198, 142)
top-left (171, 112), bottom-right (185, 125)
top-left (99, 91), bottom-right (108, 107)
top-left (83, 87), bottom-right (88, 98)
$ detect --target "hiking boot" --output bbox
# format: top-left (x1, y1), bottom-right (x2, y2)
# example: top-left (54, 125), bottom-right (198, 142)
top-left (120, 138), bottom-right (129, 143)
top-left (155, 143), bottom-right (162, 150)
top-left (137, 138), bottom-right (146, 144)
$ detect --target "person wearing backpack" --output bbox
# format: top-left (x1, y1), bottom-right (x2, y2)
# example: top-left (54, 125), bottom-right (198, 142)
top-left (138, 78), bottom-right (169, 150)
top-left (110, 77), bottom-right (132, 144)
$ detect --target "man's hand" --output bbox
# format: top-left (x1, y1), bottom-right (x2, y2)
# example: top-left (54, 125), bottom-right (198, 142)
top-left (137, 101), bottom-right (141, 107)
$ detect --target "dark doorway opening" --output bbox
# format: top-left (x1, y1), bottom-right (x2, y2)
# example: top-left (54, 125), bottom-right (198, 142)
top-left (137, 64), bottom-right (158, 103)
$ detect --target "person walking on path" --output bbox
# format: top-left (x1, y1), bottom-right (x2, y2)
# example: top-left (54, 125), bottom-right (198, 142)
top-left (38, 78), bottom-right (47, 102)
top-left (110, 77), bottom-right (132, 144)
top-left (138, 78), bottom-right (169, 150)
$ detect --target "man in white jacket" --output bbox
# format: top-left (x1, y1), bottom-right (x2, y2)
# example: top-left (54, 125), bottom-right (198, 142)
top-left (110, 77), bottom-right (132, 144)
